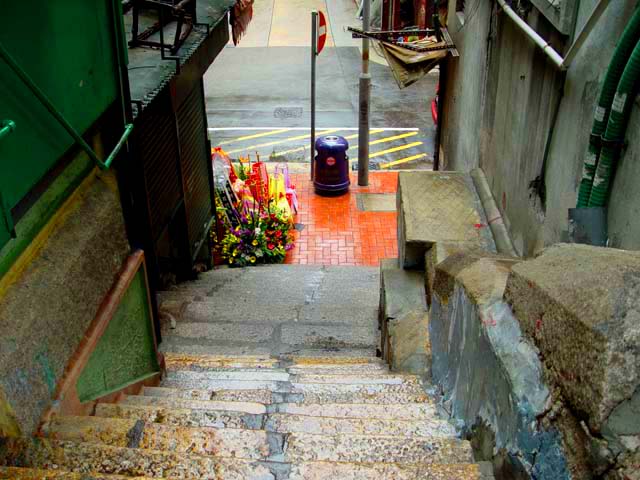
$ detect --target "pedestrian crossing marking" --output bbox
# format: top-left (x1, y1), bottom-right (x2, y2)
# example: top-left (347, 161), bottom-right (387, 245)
top-left (225, 129), bottom-right (341, 155)
top-left (218, 128), bottom-right (292, 145)
top-left (379, 153), bottom-right (429, 169)
top-left (368, 141), bottom-right (423, 158)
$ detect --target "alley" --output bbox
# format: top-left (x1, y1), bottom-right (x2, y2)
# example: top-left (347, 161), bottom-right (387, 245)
top-left (204, 0), bottom-right (438, 170)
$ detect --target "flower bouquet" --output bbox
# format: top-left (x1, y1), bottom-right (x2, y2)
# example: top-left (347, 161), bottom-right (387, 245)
top-left (212, 149), bottom-right (296, 267)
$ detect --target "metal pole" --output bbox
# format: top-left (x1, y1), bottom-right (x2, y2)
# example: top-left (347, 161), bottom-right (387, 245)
top-left (310, 11), bottom-right (318, 180)
top-left (358, 0), bottom-right (371, 186)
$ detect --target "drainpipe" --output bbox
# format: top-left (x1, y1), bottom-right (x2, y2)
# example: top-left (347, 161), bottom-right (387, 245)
top-left (496, 0), bottom-right (612, 71)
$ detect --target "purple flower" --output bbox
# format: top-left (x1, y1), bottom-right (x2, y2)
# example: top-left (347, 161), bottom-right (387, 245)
top-left (285, 243), bottom-right (294, 251)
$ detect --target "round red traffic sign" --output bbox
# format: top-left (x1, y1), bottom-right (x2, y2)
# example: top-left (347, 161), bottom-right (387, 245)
top-left (317, 11), bottom-right (327, 55)
top-left (326, 156), bottom-right (336, 166)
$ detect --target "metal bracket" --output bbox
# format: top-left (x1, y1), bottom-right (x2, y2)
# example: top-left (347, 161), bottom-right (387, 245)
top-left (0, 119), bottom-right (16, 141)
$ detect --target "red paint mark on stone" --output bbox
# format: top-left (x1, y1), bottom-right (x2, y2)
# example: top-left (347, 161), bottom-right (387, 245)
top-left (535, 318), bottom-right (543, 331)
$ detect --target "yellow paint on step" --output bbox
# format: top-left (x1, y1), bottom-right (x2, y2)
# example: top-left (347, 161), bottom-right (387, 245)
top-left (225, 129), bottom-right (341, 155)
top-left (217, 129), bottom-right (292, 146)
top-left (380, 153), bottom-right (429, 169)
top-left (369, 141), bottom-right (424, 159)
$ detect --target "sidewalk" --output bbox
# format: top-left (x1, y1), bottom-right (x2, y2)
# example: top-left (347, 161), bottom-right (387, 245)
top-left (286, 171), bottom-right (398, 266)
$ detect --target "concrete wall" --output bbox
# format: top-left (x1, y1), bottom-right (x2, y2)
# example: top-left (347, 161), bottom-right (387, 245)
top-left (441, 0), bottom-right (640, 256)
top-left (0, 155), bottom-right (131, 434)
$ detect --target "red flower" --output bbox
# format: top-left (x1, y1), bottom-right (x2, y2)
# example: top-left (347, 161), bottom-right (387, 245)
top-left (268, 243), bottom-right (275, 250)
top-left (275, 230), bottom-right (282, 238)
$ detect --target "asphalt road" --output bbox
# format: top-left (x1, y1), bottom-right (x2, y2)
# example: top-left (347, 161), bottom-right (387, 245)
top-left (203, 0), bottom-right (438, 170)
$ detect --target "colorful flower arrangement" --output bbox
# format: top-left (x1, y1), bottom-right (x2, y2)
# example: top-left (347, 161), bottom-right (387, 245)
top-left (220, 207), bottom-right (294, 266)
top-left (212, 150), bottom-right (297, 267)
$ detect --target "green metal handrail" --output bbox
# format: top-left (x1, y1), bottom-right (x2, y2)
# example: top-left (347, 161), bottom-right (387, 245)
top-left (0, 119), bottom-right (16, 141)
top-left (0, 43), bottom-right (132, 170)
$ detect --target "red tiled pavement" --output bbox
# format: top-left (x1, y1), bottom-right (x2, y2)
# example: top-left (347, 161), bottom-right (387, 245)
top-left (285, 172), bottom-right (398, 266)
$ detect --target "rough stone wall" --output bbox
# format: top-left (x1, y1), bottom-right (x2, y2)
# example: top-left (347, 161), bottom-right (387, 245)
top-left (0, 169), bottom-right (130, 434)
top-left (441, 0), bottom-right (640, 255)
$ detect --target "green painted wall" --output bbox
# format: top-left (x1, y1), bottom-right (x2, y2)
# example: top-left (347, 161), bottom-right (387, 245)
top-left (0, 0), bottom-right (120, 249)
top-left (76, 269), bottom-right (159, 402)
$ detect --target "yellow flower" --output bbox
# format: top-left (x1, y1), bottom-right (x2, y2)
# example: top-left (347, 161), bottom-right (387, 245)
top-left (232, 250), bottom-right (238, 257)
top-left (252, 240), bottom-right (258, 246)
top-left (250, 256), bottom-right (257, 263)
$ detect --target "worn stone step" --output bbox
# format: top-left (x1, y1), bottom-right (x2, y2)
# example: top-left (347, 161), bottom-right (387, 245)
top-left (285, 432), bottom-right (473, 464)
top-left (280, 323), bottom-right (378, 350)
top-left (161, 376), bottom-right (286, 392)
top-left (166, 369), bottom-right (290, 382)
top-left (42, 415), bottom-right (280, 461)
top-left (285, 363), bottom-right (389, 375)
top-left (290, 373), bottom-right (419, 384)
top-left (94, 403), bottom-right (263, 430)
top-left (145, 382), bottom-right (429, 405)
top-left (0, 467), bottom-right (157, 479)
top-left (273, 402), bottom-right (436, 420)
top-left (158, 341), bottom-right (273, 357)
top-left (285, 355), bottom-right (383, 365)
top-left (143, 386), bottom-right (274, 404)
top-left (0, 438), bottom-right (282, 479)
top-left (285, 381), bottom-right (430, 404)
top-left (123, 395), bottom-right (268, 414)
top-left (264, 413), bottom-right (456, 437)
top-left (289, 461), bottom-right (495, 479)
top-left (163, 353), bottom-right (279, 371)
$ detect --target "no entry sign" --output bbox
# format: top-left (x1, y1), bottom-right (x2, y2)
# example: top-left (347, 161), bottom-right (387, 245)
top-left (317, 11), bottom-right (327, 55)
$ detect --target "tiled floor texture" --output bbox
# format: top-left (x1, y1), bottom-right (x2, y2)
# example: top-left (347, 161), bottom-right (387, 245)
top-left (285, 172), bottom-right (398, 266)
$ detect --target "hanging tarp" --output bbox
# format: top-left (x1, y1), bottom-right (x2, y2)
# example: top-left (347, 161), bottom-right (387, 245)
top-left (379, 37), bottom-right (447, 88)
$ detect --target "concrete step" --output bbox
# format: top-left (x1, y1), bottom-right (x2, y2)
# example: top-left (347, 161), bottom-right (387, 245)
top-left (163, 352), bottom-right (279, 371)
top-left (94, 403), bottom-right (263, 430)
top-left (143, 386), bottom-right (274, 404)
top-left (285, 432), bottom-right (473, 464)
top-left (150, 381), bottom-right (429, 405)
top-left (42, 415), bottom-right (279, 461)
top-left (264, 413), bottom-right (456, 437)
top-left (286, 363), bottom-right (389, 375)
top-left (161, 376), bottom-right (287, 392)
top-left (273, 402), bottom-right (436, 420)
top-left (289, 461), bottom-right (495, 479)
top-left (397, 171), bottom-right (495, 269)
top-left (0, 438), bottom-right (281, 479)
top-left (122, 395), bottom-right (268, 414)
top-left (0, 467), bottom-right (157, 479)
top-left (285, 382), bottom-right (430, 404)
top-left (166, 369), bottom-right (290, 382)
top-left (290, 373), bottom-right (419, 384)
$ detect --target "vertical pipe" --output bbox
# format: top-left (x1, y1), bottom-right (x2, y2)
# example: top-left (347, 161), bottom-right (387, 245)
top-left (358, 0), bottom-right (371, 186)
top-left (311, 11), bottom-right (318, 180)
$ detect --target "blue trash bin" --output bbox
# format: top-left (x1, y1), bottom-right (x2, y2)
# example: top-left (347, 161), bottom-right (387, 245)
top-left (313, 135), bottom-right (350, 195)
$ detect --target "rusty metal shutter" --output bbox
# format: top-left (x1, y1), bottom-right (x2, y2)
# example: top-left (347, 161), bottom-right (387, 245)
top-left (176, 80), bottom-right (212, 261)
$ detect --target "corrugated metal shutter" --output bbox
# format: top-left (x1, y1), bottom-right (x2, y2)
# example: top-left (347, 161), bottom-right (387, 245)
top-left (138, 88), bottom-right (183, 243)
top-left (176, 81), bottom-right (212, 260)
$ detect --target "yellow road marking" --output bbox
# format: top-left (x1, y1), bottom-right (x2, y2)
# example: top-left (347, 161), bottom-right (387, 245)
top-left (217, 129), bottom-right (292, 146)
top-left (369, 131), bottom-right (418, 145)
top-left (225, 129), bottom-right (341, 155)
top-left (273, 129), bottom-right (386, 157)
top-left (369, 141), bottom-right (423, 159)
top-left (379, 153), bottom-right (429, 169)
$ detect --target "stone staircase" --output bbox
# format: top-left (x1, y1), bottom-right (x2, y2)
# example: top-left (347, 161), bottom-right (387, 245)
top-left (0, 170), bottom-right (498, 479)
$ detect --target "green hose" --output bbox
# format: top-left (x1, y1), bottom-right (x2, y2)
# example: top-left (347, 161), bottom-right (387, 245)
top-left (588, 38), bottom-right (640, 206)
top-left (577, 6), bottom-right (640, 207)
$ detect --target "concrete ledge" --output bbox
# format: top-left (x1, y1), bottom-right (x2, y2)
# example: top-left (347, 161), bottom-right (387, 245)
top-left (397, 171), bottom-right (496, 269)
top-left (505, 244), bottom-right (640, 431)
top-left (429, 252), bottom-right (576, 479)
top-left (379, 259), bottom-right (430, 378)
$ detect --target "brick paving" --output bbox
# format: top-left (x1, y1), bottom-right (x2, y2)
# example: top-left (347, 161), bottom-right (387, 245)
top-left (285, 172), bottom-right (398, 266)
